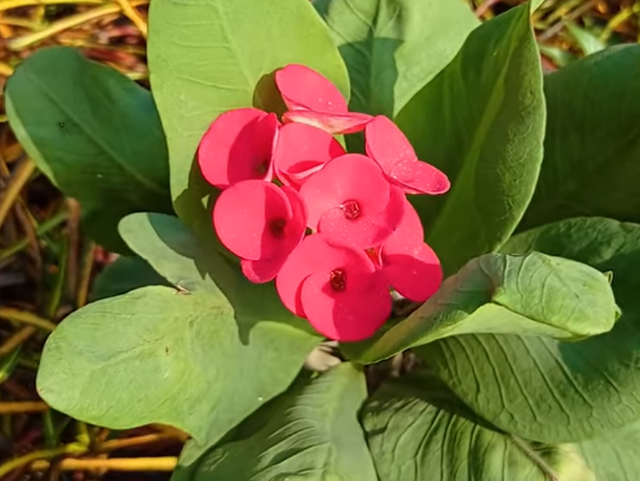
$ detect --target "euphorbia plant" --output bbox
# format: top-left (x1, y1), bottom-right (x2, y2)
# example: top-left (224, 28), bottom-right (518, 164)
top-left (6, 0), bottom-right (640, 478)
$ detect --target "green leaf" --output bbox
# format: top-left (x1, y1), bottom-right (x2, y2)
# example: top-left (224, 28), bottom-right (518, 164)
top-left (521, 45), bottom-right (640, 229)
top-left (5, 47), bottom-right (172, 253)
top-left (180, 363), bottom-right (377, 481)
top-left (395, 3), bottom-right (545, 274)
top-left (418, 217), bottom-right (640, 443)
top-left (148, 0), bottom-right (349, 233)
top-left (118, 213), bottom-right (312, 331)
top-left (313, 0), bottom-right (478, 116)
top-left (564, 20), bottom-right (606, 56)
top-left (90, 256), bottom-right (170, 302)
top-left (0, 348), bottom-right (21, 385)
top-left (343, 251), bottom-right (619, 364)
top-left (578, 420), bottom-right (640, 480)
top-left (37, 213), bottom-right (320, 445)
top-left (362, 371), bottom-right (596, 481)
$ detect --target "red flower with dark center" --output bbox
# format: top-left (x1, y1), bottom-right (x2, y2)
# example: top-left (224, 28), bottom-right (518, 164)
top-left (276, 234), bottom-right (391, 341)
top-left (299, 154), bottom-right (403, 249)
top-left (213, 180), bottom-right (307, 282)
top-left (365, 115), bottom-right (450, 195)
top-left (198, 108), bottom-right (278, 189)
top-left (276, 64), bottom-right (373, 135)
top-left (380, 197), bottom-right (443, 302)
top-left (272, 122), bottom-right (345, 188)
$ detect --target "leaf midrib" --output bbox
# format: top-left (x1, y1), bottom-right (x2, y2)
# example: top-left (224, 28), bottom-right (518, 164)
top-left (24, 69), bottom-right (166, 199)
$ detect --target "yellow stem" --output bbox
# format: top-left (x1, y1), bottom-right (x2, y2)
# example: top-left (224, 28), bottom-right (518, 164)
top-left (7, 0), bottom-right (148, 50)
top-left (112, 0), bottom-right (147, 38)
top-left (0, 61), bottom-right (14, 77)
top-left (76, 242), bottom-right (96, 307)
top-left (0, 158), bottom-right (35, 228)
top-left (0, 326), bottom-right (36, 356)
top-left (0, 443), bottom-right (87, 478)
top-left (30, 456), bottom-right (178, 472)
top-left (0, 401), bottom-right (49, 414)
top-left (0, 0), bottom-right (103, 13)
top-left (99, 433), bottom-right (182, 452)
top-left (0, 307), bottom-right (57, 331)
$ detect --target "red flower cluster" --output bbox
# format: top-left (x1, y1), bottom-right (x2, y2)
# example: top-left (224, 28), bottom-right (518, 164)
top-left (198, 64), bottom-right (449, 342)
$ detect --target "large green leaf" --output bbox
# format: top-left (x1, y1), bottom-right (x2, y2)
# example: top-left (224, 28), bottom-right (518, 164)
top-left (343, 252), bottom-right (618, 364)
top-left (395, 3), bottom-right (545, 274)
top-left (90, 256), bottom-right (170, 302)
top-left (178, 363), bottom-right (377, 481)
top-left (521, 45), bottom-right (640, 229)
top-left (6, 47), bottom-right (172, 253)
top-left (578, 420), bottom-right (640, 481)
top-left (37, 213), bottom-right (320, 445)
top-left (313, 0), bottom-right (478, 116)
top-left (148, 0), bottom-right (349, 232)
top-left (363, 371), bottom-right (595, 481)
top-left (418, 217), bottom-right (640, 443)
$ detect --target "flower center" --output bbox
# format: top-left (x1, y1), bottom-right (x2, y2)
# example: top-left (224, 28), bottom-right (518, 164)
top-left (255, 158), bottom-right (270, 177)
top-left (341, 200), bottom-right (361, 220)
top-left (269, 217), bottom-right (287, 239)
top-left (329, 268), bottom-right (346, 292)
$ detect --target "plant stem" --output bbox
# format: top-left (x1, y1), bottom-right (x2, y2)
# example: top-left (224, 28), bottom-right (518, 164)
top-left (0, 158), bottom-right (35, 228)
top-left (0, 327), bottom-right (37, 356)
top-left (112, 0), bottom-right (147, 37)
top-left (0, 401), bottom-right (49, 414)
top-left (76, 242), bottom-right (95, 307)
top-left (0, 0), bottom-right (103, 12)
top-left (0, 443), bottom-right (87, 478)
top-left (99, 433), bottom-right (182, 452)
top-left (0, 208), bottom-right (68, 261)
top-left (7, 0), bottom-right (148, 50)
top-left (0, 61), bottom-right (14, 77)
top-left (0, 308), bottom-right (57, 331)
top-left (30, 456), bottom-right (178, 472)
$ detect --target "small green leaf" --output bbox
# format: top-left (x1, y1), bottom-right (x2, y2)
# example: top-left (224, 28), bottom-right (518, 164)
top-left (362, 371), bottom-right (595, 481)
top-left (179, 363), bottom-right (377, 481)
top-left (38, 213), bottom-right (320, 446)
top-left (6, 47), bottom-right (172, 253)
top-left (313, 0), bottom-right (478, 116)
top-left (418, 217), bottom-right (640, 443)
top-left (521, 45), bottom-right (640, 229)
top-left (564, 20), bottom-right (606, 56)
top-left (342, 252), bottom-right (619, 364)
top-left (0, 348), bottom-right (21, 385)
top-left (148, 0), bottom-right (349, 234)
top-left (90, 256), bottom-right (170, 302)
top-left (395, 3), bottom-right (545, 274)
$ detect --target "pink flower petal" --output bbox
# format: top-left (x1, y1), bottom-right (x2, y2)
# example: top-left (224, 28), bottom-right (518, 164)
top-left (387, 197), bottom-right (425, 247)
top-left (276, 234), bottom-right (374, 317)
top-left (280, 185), bottom-right (308, 251)
top-left (365, 115), bottom-right (416, 173)
top-left (273, 123), bottom-right (345, 187)
top-left (198, 108), bottom-right (278, 189)
top-left (241, 256), bottom-right (287, 283)
top-left (317, 185), bottom-right (405, 249)
top-left (275, 64), bottom-right (348, 113)
top-left (283, 110), bottom-right (373, 135)
top-left (213, 180), bottom-right (292, 261)
top-left (390, 159), bottom-right (451, 195)
top-left (382, 242), bottom-right (442, 302)
top-left (300, 270), bottom-right (391, 341)
top-left (299, 154), bottom-right (391, 230)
